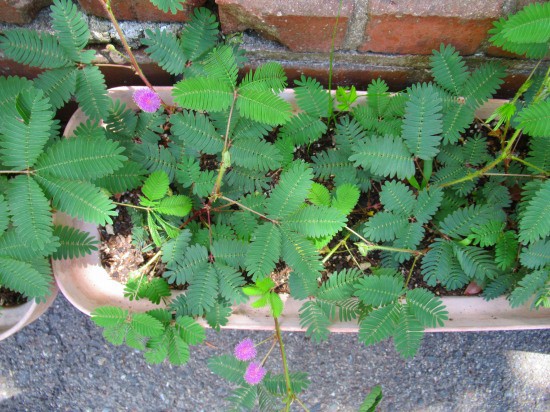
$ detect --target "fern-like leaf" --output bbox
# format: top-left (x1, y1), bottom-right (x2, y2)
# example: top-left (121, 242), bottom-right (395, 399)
top-left (509, 269), bottom-right (549, 308)
top-left (0, 257), bottom-right (52, 299)
top-left (362, 212), bottom-right (409, 243)
top-left (518, 180), bottom-right (550, 244)
top-left (245, 223), bottom-right (282, 280)
top-left (239, 62), bottom-right (287, 93)
top-left (294, 75), bottom-right (329, 118)
top-left (75, 66), bottom-right (110, 121)
top-left (0, 88), bottom-right (54, 170)
top-left (50, 0), bottom-right (90, 62)
top-left (172, 77), bottom-right (234, 112)
top-left (430, 44), bottom-right (469, 96)
top-left (7, 175), bottom-right (53, 251)
top-left (350, 135), bottom-right (415, 179)
top-left (0, 30), bottom-right (72, 69)
top-left (94, 161), bottom-right (147, 194)
top-left (393, 310), bottom-right (424, 358)
top-left (500, 2), bottom-right (550, 44)
top-left (34, 67), bottom-right (78, 110)
top-left (354, 274), bottom-right (404, 307)
top-left (470, 221), bottom-right (505, 247)
top-left (35, 174), bottom-right (116, 225)
top-left (299, 301), bottom-right (331, 342)
top-left (186, 263), bottom-right (218, 316)
top-left (0, 195), bottom-right (8, 236)
top-left (164, 244), bottom-right (209, 285)
top-left (90, 306), bottom-right (128, 328)
top-left (379, 181), bottom-right (416, 216)
top-left (520, 239), bottom-right (550, 269)
top-left (142, 28), bottom-right (186, 75)
top-left (205, 299), bottom-right (232, 332)
top-left (181, 8), bottom-right (219, 61)
top-left (237, 88), bottom-right (292, 126)
top-left (149, 0), bottom-right (186, 14)
top-left (170, 111), bottom-right (223, 155)
top-left (461, 63), bottom-right (505, 108)
top-left (266, 162), bottom-right (313, 219)
top-left (495, 231), bottom-right (518, 270)
top-left (406, 288), bottom-right (448, 327)
top-left (414, 187), bottom-right (444, 225)
top-left (284, 205), bottom-right (346, 238)
top-left (278, 113), bottom-right (328, 145)
top-left (439, 204), bottom-right (494, 238)
top-left (208, 354), bottom-right (248, 386)
top-left (230, 137), bottom-right (282, 172)
top-left (359, 303), bottom-right (401, 346)
top-left (517, 101), bottom-right (550, 138)
top-left (34, 137), bottom-right (126, 181)
top-left (402, 83), bottom-right (443, 160)
top-left (489, 17), bottom-right (549, 58)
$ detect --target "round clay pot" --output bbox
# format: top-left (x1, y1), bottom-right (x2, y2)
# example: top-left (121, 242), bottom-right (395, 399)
top-left (0, 285), bottom-right (58, 341)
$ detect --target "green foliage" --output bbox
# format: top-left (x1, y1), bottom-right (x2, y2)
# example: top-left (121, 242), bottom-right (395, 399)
top-left (359, 386), bottom-right (383, 412)
top-left (518, 180), bottom-right (550, 244)
top-left (50, 0), bottom-right (90, 62)
top-left (52, 225), bottom-right (98, 260)
top-left (517, 100), bottom-right (550, 138)
top-left (149, 0), bottom-right (187, 14)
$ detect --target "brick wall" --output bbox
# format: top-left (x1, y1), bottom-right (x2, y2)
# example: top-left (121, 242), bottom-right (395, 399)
top-left (0, 0), bottom-right (546, 97)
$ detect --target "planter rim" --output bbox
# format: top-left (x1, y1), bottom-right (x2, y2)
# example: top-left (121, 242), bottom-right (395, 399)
top-left (0, 284), bottom-right (58, 341)
top-left (53, 86), bottom-right (550, 333)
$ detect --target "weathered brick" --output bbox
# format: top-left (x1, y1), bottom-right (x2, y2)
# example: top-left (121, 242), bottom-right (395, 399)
top-left (360, 0), bottom-right (508, 55)
top-left (0, 0), bottom-right (52, 24)
top-left (216, 0), bottom-right (353, 52)
top-left (77, 0), bottom-right (206, 22)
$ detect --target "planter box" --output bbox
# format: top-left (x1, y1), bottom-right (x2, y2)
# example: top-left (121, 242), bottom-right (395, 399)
top-left (53, 86), bottom-right (550, 333)
top-left (0, 285), bottom-right (58, 341)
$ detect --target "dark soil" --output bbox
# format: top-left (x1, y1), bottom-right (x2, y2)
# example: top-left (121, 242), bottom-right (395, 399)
top-left (0, 287), bottom-right (27, 308)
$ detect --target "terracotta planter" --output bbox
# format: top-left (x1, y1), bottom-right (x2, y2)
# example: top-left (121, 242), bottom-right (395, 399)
top-left (53, 86), bottom-right (550, 332)
top-left (0, 284), bottom-right (58, 341)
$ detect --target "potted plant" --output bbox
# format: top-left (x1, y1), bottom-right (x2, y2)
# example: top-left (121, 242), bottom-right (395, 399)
top-left (1, 0), bottom-right (549, 409)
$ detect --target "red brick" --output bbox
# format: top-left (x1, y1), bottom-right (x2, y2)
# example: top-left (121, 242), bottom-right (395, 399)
top-left (0, 0), bottom-right (52, 24)
top-left (216, 0), bottom-right (353, 52)
top-left (360, 0), bottom-right (507, 55)
top-left (77, 0), bottom-right (206, 22)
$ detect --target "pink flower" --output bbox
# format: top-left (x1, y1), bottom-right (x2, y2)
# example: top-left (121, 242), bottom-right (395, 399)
top-left (234, 338), bottom-right (257, 361)
top-left (133, 88), bottom-right (161, 113)
top-left (244, 362), bottom-right (267, 385)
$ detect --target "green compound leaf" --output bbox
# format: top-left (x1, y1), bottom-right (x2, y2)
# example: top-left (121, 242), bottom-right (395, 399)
top-left (266, 161), bottom-right (314, 219)
top-left (35, 174), bottom-right (117, 225)
top-left (75, 66), bottom-right (110, 121)
top-left (520, 239), bottom-right (550, 270)
top-left (414, 187), bottom-right (444, 225)
top-left (517, 100), bottom-right (550, 138)
top-left (34, 137), bottom-right (127, 181)
top-left (186, 263), bottom-right (218, 316)
top-left (245, 223), bottom-right (282, 280)
top-left (0, 88), bottom-right (54, 170)
top-left (406, 288), bottom-right (448, 328)
top-left (172, 77), bottom-right (234, 112)
top-left (0, 257), bottom-right (52, 300)
top-left (176, 316), bottom-right (206, 345)
top-left (394, 310), bottom-right (424, 358)
top-left (50, 0), bottom-right (90, 61)
top-left (379, 180), bottom-right (416, 216)
top-left (284, 205), bottom-right (346, 238)
top-left (359, 385), bottom-right (383, 412)
top-left (180, 8), bottom-right (219, 61)
top-left (354, 274), bottom-right (404, 307)
top-left (52, 225), bottom-right (98, 260)
top-left (208, 354), bottom-right (248, 386)
top-left (149, 0), bottom-right (186, 14)
top-left (430, 44), bottom-right (469, 96)
top-left (509, 269), bottom-right (549, 308)
top-left (518, 180), bottom-right (550, 244)
top-left (156, 195), bottom-right (192, 217)
top-left (130, 312), bottom-right (165, 337)
top-left (142, 28), bottom-right (186, 76)
top-left (0, 195), bottom-right (8, 236)
top-left (237, 88), bottom-right (292, 126)
top-left (495, 231), bottom-right (519, 271)
top-left (500, 2), bottom-right (550, 44)
top-left (359, 303), bottom-right (401, 346)
top-left (34, 67), bottom-right (78, 110)
top-left (7, 175), bottom-right (53, 252)
top-left (350, 135), bottom-right (415, 180)
top-left (401, 83), bottom-right (443, 160)
top-left (439, 204), bottom-right (494, 239)
top-left (91, 306), bottom-right (129, 328)
top-left (362, 212), bottom-right (409, 243)
top-left (299, 300), bottom-right (331, 342)
top-left (141, 170), bottom-right (170, 201)
top-left (0, 30), bottom-right (72, 69)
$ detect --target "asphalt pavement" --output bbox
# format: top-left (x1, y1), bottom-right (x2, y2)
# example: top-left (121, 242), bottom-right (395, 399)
top-left (0, 295), bottom-right (548, 411)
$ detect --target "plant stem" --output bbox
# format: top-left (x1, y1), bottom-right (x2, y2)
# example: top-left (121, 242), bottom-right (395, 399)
top-left (322, 233), bottom-right (351, 263)
top-left (113, 201), bottom-right (151, 211)
top-left (139, 249), bottom-right (163, 274)
top-left (510, 156), bottom-right (549, 176)
top-left (327, 0), bottom-right (343, 122)
top-left (438, 128), bottom-right (522, 188)
top-left (260, 339), bottom-right (277, 366)
top-left (94, 63), bottom-right (135, 70)
top-left (405, 254), bottom-right (421, 288)
top-left (0, 170), bottom-right (30, 175)
top-left (212, 91), bottom-right (238, 197)
top-left (345, 226), bottom-right (423, 256)
top-left (484, 172), bottom-right (548, 179)
top-left (295, 396), bottom-right (311, 412)
top-left (274, 317), bottom-right (293, 411)
top-left (97, 0), bottom-right (168, 106)
top-left (220, 195), bottom-right (279, 224)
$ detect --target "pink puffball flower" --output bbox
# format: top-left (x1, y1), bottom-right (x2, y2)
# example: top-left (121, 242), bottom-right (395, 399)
top-left (133, 88), bottom-right (162, 113)
top-left (234, 338), bottom-right (257, 361)
top-left (244, 362), bottom-right (267, 385)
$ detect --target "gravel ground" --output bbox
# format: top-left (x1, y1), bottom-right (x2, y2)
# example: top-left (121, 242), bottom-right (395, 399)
top-left (0, 295), bottom-right (549, 412)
